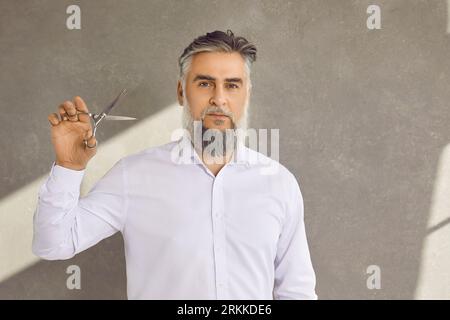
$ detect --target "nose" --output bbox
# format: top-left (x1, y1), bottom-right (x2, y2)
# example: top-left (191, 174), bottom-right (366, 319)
top-left (209, 86), bottom-right (227, 107)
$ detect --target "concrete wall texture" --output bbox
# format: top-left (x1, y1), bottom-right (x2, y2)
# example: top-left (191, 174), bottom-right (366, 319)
top-left (0, 0), bottom-right (449, 299)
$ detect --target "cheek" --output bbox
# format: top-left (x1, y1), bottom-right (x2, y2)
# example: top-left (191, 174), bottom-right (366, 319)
top-left (230, 95), bottom-right (248, 117)
top-left (186, 95), bottom-right (207, 119)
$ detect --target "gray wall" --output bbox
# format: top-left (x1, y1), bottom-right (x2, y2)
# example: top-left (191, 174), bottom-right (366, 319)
top-left (1, 0), bottom-right (449, 299)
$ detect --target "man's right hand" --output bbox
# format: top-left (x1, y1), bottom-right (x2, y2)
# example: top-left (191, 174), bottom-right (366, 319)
top-left (48, 96), bottom-right (97, 171)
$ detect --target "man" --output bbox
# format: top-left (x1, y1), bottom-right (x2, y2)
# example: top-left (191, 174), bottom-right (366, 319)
top-left (33, 30), bottom-right (317, 299)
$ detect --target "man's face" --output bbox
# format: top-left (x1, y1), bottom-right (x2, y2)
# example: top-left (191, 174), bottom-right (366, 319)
top-left (178, 51), bottom-right (250, 132)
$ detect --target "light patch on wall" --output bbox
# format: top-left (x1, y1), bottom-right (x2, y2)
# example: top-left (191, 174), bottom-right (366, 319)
top-left (0, 103), bottom-right (183, 282)
top-left (415, 143), bottom-right (450, 299)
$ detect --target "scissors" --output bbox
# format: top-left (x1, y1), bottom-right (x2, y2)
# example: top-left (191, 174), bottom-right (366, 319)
top-left (63, 88), bottom-right (137, 137)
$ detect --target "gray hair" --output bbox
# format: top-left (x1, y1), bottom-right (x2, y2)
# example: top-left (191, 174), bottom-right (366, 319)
top-left (178, 30), bottom-right (257, 91)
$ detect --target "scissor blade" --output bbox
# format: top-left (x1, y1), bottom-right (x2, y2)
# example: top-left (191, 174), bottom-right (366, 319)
top-left (101, 88), bottom-right (128, 116)
top-left (103, 115), bottom-right (137, 121)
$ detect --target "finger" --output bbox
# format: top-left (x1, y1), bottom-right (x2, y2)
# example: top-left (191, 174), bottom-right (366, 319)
top-left (74, 96), bottom-right (89, 113)
top-left (84, 135), bottom-right (97, 150)
top-left (73, 97), bottom-right (92, 124)
top-left (48, 113), bottom-right (60, 126)
top-left (77, 112), bottom-right (92, 124)
top-left (58, 101), bottom-right (77, 121)
top-left (58, 104), bottom-right (67, 121)
top-left (84, 128), bottom-right (93, 140)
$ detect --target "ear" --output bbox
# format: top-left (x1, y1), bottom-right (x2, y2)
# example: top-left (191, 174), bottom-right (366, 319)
top-left (177, 80), bottom-right (184, 106)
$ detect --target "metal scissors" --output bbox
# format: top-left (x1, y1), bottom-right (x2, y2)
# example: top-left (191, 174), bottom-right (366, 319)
top-left (64, 88), bottom-right (137, 137)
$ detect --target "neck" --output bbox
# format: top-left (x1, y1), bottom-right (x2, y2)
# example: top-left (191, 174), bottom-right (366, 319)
top-left (188, 123), bottom-right (240, 176)
top-left (194, 145), bottom-right (234, 176)
top-left (189, 133), bottom-right (236, 176)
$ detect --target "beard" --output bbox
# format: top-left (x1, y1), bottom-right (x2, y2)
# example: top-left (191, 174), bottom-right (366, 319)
top-left (181, 99), bottom-right (249, 162)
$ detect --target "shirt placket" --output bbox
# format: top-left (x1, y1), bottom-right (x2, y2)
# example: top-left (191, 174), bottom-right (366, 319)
top-left (211, 173), bottom-right (228, 299)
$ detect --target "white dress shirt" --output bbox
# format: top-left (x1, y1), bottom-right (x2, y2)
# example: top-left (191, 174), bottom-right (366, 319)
top-left (32, 135), bottom-right (317, 300)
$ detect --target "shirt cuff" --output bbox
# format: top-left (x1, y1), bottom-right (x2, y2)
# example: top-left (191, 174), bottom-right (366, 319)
top-left (46, 161), bottom-right (86, 192)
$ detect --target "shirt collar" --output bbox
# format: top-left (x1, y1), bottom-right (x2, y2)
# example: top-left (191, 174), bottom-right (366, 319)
top-left (171, 131), bottom-right (251, 166)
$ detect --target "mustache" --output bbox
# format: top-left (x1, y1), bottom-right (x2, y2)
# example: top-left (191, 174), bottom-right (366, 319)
top-left (201, 106), bottom-right (234, 120)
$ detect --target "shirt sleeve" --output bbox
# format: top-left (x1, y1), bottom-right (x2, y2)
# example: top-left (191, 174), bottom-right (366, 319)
top-left (273, 172), bottom-right (317, 300)
top-left (32, 159), bottom-right (127, 260)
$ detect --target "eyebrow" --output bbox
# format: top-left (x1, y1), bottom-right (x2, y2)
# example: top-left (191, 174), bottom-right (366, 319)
top-left (192, 74), bottom-right (243, 84)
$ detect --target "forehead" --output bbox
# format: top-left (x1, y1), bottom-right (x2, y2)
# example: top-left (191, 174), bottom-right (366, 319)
top-left (188, 51), bottom-right (247, 80)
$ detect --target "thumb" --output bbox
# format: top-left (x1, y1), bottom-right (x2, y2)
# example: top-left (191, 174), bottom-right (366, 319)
top-left (84, 133), bottom-right (97, 151)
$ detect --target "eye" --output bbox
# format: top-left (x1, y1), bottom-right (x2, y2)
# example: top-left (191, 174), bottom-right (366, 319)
top-left (226, 83), bottom-right (239, 89)
top-left (198, 81), bottom-right (210, 87)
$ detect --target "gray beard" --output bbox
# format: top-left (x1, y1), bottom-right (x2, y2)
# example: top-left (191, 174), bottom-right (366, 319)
top-left (181, 101), bottom-right (249, 160)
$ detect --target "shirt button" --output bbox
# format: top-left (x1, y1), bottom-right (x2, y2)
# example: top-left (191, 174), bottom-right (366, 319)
top-left (218, 283), bottom-right (228, 289)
